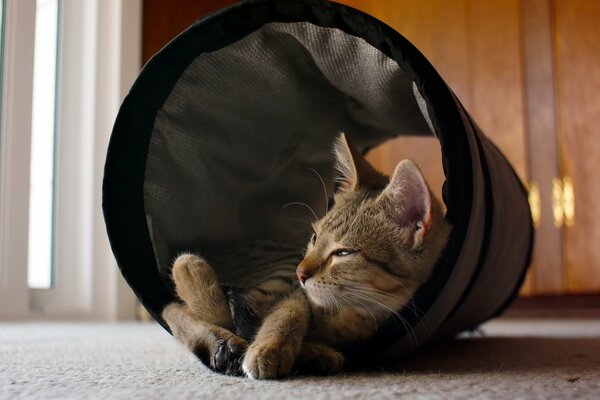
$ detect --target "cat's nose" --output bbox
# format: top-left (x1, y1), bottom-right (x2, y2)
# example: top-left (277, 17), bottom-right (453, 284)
top-left (297, 269), bottom-right (309, 284)
top-left (296, 263), bottom-right (314, 285)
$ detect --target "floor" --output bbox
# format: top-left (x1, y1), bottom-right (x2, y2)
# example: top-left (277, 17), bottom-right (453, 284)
top-left (1, 318), bottom-right (599, 399)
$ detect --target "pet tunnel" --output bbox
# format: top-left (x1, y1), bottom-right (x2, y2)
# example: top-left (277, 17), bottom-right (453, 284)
top-left (102, 0), bottom-right (533, 361)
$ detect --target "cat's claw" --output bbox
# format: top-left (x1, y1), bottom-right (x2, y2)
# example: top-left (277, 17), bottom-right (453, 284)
top-left (212, 336), bottom-right (248, 376)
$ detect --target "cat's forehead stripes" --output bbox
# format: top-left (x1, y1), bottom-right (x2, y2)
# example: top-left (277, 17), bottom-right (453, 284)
top-left (318, 194), bottom-right (380, 243)
top-left (319, 200), bottom-right (361, 234)
top-left (319, 192), bottom-right (371, 230)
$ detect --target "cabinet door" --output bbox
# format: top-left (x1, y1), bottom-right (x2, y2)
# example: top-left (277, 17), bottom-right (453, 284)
top-left (553, 0), bottom-right (600, 293)
top-left (338, 0), bottom-right (537, 294)
top-left (521, 0), bottom-right (563, 294)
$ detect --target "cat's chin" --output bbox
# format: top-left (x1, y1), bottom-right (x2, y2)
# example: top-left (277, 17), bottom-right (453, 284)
top-left (303, 289), bottom-right (327, 308)
top-left (302, 282), bottom-right (334, 309)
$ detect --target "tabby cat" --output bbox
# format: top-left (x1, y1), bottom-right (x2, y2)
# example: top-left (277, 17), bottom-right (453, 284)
top-left (162, 133), bottom-right (451, 379)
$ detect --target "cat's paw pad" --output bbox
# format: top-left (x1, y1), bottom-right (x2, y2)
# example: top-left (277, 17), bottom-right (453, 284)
top-left (242, 342), bottom-right (295, 379)
top-left (213, 336), bottom-right (248, 376)
top-left (296, 344), bottom-right (344, 375)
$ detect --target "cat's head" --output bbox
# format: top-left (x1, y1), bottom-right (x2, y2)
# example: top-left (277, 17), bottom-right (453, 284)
top-left (297, 134), bottom-right (452, 317)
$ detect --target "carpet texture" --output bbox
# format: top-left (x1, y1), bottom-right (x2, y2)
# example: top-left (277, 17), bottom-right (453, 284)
top-left (1, 318), bottom-right (599, 399)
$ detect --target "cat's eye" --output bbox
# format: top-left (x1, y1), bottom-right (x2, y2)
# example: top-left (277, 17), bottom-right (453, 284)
top-left (332, 248), bottom-right (357, 257)
top-left (311, 232), bottom-right (317, 244)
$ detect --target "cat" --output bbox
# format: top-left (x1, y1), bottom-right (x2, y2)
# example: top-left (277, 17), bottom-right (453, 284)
top-left (161, 133), bottom-right (452, 379)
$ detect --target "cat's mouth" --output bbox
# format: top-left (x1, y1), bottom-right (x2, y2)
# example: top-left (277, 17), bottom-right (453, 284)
top-left (303, 279), bottom-right (355, 310)
top-left (304, 278), bottom-right (409, 317)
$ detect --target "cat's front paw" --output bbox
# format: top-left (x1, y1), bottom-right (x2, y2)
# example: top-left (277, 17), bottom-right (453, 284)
top-left (296, 343), bottom-right (344, 375)
top-left (212, 335), bottom-right (248, 376)
top-left (242, 341), bottom-right (295, 379)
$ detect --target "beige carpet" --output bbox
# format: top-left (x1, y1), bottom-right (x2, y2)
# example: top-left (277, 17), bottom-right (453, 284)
top-left (1, 318), bottom-right (599, 399)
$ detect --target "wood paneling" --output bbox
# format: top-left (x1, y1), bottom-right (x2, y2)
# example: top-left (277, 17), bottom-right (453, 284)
top-left (466, 0), bottom-right (528, 181)
top-left (461, 1), bottom-right (534, 295)
top-left (521, 0), bottom-right (563, 294)
top-left (343, 0), bottom-right (467, 202)
top-left (553, 0), bottom-right (600, 293)
top-left (341, 0), bottom-right (528, 177)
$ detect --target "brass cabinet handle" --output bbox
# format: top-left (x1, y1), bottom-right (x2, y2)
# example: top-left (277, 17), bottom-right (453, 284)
top-left (562, 176), bottom-right (575, 227)
top-left (528, 181), bottom-right (541, 228)
top-left (552, 178), bottom-right (564, 228)
top-left (551, 176), bottom-right (575, 228)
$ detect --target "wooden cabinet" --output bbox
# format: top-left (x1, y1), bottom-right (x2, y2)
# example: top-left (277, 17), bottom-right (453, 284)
top-left (142, 0), bottom-right (600, 296)
top-left (340, 0), bottom-right (600, 296)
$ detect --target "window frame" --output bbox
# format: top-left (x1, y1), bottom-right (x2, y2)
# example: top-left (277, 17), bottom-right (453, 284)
top-left (0, 0), bottom-right (141, 319)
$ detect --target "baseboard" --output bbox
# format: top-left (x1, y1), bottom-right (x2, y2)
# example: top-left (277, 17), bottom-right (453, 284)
top-left (503, 295), bottom-right (600, 318)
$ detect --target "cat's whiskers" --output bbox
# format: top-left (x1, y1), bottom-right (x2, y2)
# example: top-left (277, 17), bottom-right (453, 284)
top-left (306, 281), bottom-right (342, 318)
top-left (359, 285), bottom-right (417, 312)
top-left (384, 277), bottom-right (426, 315)
top-left (307, 167), bottom-right (329, 214)
top-left (342, 287), bottom-right (420, 349)
top-left (281, 202), bottom-right (319, 222)
top-left (341, 285), bottom-right (409, 313)
top-left (337, 282), bottom-right (410, 311)
top-left (330, 291), bottom-right (344, 319)
top-left (286, 217), bottom-right (314, 227)
top-left (350, 279), bottom-right (429, 330)
top-left (339, 287), bottom-right (388, 315)
top-left (335, 283), bottom-right (420, 347)
top-left (383, 277), bottom-right (432, 336)
top-left (322, 290), bottom-right (341, 318)
top-left (290, 280), bottom-right (302, 291)
top-left (305, 280), bottom-right (346, 319)
top-left (338, 291), bottom-right (379, 329)
top-left (344, 290), bottom-right (403, 337)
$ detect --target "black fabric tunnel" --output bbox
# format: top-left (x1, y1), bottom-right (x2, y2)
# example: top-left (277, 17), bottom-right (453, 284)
top-left (102, 0), bottom-right (533, 362)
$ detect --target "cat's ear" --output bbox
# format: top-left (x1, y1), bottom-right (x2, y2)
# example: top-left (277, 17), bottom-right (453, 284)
top-left (381, 159), bottom-right (432, 248)
top-left (333, 133), bottom-right (387, 192)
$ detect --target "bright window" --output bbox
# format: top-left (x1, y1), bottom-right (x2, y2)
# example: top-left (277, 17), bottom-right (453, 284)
top-left (27, 0), bottom-right (59, 289)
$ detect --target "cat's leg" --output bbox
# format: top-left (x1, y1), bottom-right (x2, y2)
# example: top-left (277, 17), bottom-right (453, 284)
top-left (162, 303), bottom-right (247, 375)
top-left (164, 253), bottom-right (247, 375)
top-left (242, 293), bottom-right (310, 379)
top-left (295, 342), bottom-right (344, 376)
top-left (171, 253), bottom-right (233, 329)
